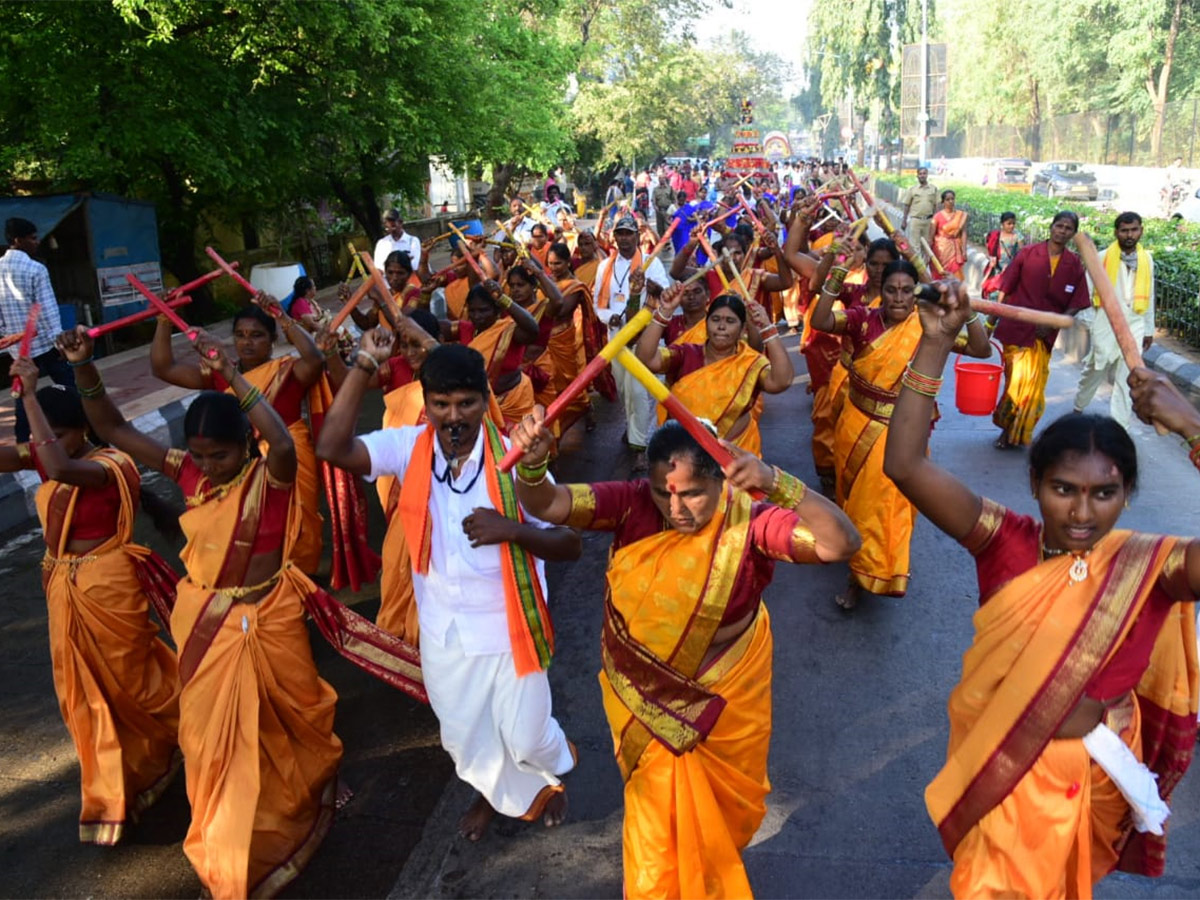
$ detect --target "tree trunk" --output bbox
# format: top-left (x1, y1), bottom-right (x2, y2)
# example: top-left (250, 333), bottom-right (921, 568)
top-left (485, 162), bottom-right (521, 219)
top-left (1027, 76), bottom-right (1042, 159)
top-left (1147, 0), bottom-right (1183, 165)
top-left (327, 174), bottom-right (382, 242)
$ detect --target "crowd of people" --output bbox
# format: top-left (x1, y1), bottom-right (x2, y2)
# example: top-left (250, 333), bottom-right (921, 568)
top-left (1, 154), bottom-right (1199, 900)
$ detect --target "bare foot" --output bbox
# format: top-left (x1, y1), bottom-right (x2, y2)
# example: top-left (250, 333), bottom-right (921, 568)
top-left (457, 794), bottom-right (496, 842)
top-left (335, 777), bottom-right (355, 810)
top-left (835, 583), bottom-right (861, 611)
top-left (542, 789), bottom-right (568, 828)
top-left (994, 435), bottom-right (1016, 450)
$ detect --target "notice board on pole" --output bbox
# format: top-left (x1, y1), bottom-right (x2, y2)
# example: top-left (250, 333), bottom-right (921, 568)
top-left (901, 43), bottom-right (948, 138)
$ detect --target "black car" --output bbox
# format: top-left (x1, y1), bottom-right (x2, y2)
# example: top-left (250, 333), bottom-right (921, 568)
top-left (1031, 161), bottom-right (1098, 201)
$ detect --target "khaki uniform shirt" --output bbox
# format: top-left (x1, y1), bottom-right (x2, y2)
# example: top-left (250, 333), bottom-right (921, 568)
top-left (904, 183), bottom-right (939, 219)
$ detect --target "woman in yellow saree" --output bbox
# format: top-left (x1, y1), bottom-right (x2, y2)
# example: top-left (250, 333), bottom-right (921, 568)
top-left (884, 287), bottom-right (1200, 900)
top-left (509, 416), bottom-right (860, 899)
top-left (2, 361), bottom-right (180, 846)
top-left (635, 288), bottom-right (794, 457)
top-left (811, 258), bottom-right (990, 609)
top-left (64, 326), bottom-right (426, 897)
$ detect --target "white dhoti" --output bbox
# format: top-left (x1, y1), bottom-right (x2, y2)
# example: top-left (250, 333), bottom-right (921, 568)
top-left (420, 622), bottom-right (575, 818)
top-left (614, 357), bottom-right (658, 450)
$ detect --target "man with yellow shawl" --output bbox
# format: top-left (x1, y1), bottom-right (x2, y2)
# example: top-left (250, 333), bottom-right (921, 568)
top-left (508, 412), bottom-right (859, 899)
top-left (1073, 212), bottom-right (1156, 430)
top-left (64, 326), bottom-right (424, 898)
top-left (3, 362), bottom-right (180, 847)
top-left (810, 258), bottom-right (990, 609)
top-left (884, 282), bottom-right (1200, 900)
top-left (317, 340), bottom-right (582, 843)
top-left (634, 286), bottom-right (794, 457)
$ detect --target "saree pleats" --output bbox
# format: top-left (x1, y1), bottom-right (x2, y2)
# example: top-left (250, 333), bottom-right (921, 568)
top-left (619, 612), bottom-right (772, 900)
top-left (993, 341), bottom-right (1051, 447)
top-left (172, 461), bottom-right (342, 898)
top-left (833, 316), bottom-right (922, 596)
top-left (172, 579), bottom-right (341, 899)
top-left (36, 452), bottom-right (180, 845)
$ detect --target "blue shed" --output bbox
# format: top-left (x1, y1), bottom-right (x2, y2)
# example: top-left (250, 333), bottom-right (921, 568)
top-left (0, 193), bottom-right (162, 333)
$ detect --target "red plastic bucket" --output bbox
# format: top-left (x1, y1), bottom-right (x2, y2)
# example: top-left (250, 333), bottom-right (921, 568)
top-left (954, 340), bottom-right (1003, 416)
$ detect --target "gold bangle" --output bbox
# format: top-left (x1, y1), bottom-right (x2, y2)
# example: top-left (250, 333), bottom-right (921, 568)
top-left (238, 385), bottom-right (262, 411)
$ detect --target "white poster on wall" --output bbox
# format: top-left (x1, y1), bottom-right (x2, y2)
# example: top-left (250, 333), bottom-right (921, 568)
top-left (96, 261), bottom-right (163, 308)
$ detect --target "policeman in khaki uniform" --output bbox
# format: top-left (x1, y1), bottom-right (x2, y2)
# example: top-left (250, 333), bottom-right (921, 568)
top-left (902, 167), bottom-right (938, 263)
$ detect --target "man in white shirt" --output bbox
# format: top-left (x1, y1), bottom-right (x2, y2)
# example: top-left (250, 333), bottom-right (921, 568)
top-left (1, 217), bottom-right (71, 442)
top-left (316, 340), bottom-right (580, 841)
top-left (1074, 211), bottom-right (1156, 429)
top-left (593, 214), bottom-right (670, 470)
top-left (505, 197), bottom-right (536, 244)
top-left (373, 209), bottom-right (422, 271)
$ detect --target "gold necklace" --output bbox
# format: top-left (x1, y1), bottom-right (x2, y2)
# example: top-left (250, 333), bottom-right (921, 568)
top-left (187, 459), bottom-right (253, 508)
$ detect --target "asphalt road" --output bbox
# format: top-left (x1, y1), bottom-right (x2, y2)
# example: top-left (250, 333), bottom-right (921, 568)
top-left (2, 338), bottom-right (1200, 898)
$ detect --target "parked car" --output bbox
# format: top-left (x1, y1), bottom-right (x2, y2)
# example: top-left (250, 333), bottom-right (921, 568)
top-left (1171, 185), bottom-right (1200, 222)
top-left (1031, 161), bottom-right (1098, 200)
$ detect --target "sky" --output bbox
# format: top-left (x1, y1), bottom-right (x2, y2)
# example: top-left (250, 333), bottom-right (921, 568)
top-left (692, 0), bottom-right (813, 94)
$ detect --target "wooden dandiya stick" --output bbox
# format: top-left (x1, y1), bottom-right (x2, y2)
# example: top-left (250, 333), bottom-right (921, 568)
top-left (611, 346), bottom-right (765, 499)
top-left (498, 308), bottom-right (656, 471)
top-left (920, 238), bottom-right (946, 275)
top-left (494, 219), bottom-right (529, 259)
top-left (327, 279), bottom-right (375, 333)
top-left (694, 230), bottom-right (731, 290)
top-left (10, 304), bottom-right (40, 398)
top-left (738, 196), bottom-right (767, 234)
top-left (87, 295), bottom-right (192, 338)
top-left (0, 333), bottom-right (23, 351)
top-left (969, 298), bottom-right (1074, 330)
top-left (359, 251), bottom-right (403, 326)
top-left (126, 274), bottom-right (219, 359)
top-left (679, 257), bottom-right (722, 288)
top-left (1072, 232), bottom-right (1144, 371)
top-left (641, 218), bottom-right (679, 272)
top-left (721, 249), bottom-right (754, 302)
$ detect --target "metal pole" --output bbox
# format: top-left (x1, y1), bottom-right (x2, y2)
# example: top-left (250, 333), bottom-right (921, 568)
top-left (919, 0), bottom-right (929, 167)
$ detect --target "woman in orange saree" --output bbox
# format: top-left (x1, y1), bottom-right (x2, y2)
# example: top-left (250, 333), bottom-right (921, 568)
top-left (884, 289), bottom-right (1200, 900)
top-left (636, 288), bottom-right (794, 457)
top-left (509, 417), bottom-right (860, 899)
top-left (443, 281), bottom-right (542, 430)
top-left (931, 190), bottom-right (967, 276)
top-left (151, 300), bottom-right (327, 575)
top-left (505, 258), bottom-right (564, 412)
top-left (811, 259), bottom-right (990, 609)
top-left (3, 362), bottom-right (180, 846)
top-left (64, 327), bottom-right (424, 898)
top-left (544, 241), bottom-right (616, 433)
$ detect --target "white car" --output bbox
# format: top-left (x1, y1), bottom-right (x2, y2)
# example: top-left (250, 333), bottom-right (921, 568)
top-left (1171, 184), bottom-right (1200, 222)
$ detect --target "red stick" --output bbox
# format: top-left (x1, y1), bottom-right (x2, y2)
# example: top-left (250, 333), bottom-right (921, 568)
top-left (644, 217), bottom-right (679, 263)
top-left (498, 353), bottom-right (612, 471)
top-left (204, 246), bottom-right (257, 295)
top-left (167, 263), bottom-right (238, 299)
top-left (0, 334), bottom-right (22, 351)
top-left (845, 167), bottom-right (876, 208)
top-left (327, 280), bottom-right (375, 333)
top-left (969, 298), bottom-right (1074, 330)
top-left (359, 252), bottom-right (403, 325)
top-left (738, 196), bottom-right (766, 233)
top-left (125, 273), bottom-right (218, 359)
top-left (87, 295), bottom-right (192, 338)
top-left (10, 303), bottom-right (40, 398)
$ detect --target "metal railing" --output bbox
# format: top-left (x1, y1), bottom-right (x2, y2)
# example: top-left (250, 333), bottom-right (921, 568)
top-left (871, 178), bottom-right (1200, 348)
